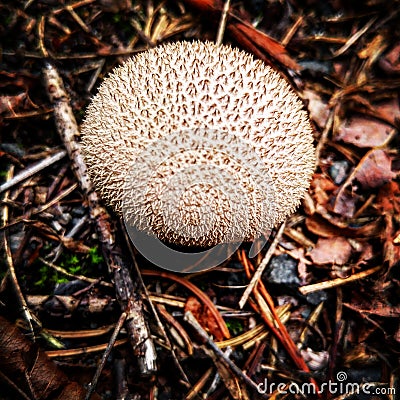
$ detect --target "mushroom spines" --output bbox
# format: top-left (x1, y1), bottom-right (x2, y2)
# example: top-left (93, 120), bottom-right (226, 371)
top-left (81, 40), bottom-right (315, 248)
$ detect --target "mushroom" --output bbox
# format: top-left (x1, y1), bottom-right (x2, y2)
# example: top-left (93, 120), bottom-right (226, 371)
top-left (81, 41), bottom-right (315, 249)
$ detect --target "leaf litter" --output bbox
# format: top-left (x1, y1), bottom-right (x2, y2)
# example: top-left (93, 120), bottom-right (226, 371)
top-left (0, 0), bottom-right (399, 399)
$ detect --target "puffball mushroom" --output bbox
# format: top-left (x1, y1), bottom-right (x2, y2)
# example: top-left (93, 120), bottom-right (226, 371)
top-left (81, 41), bottom-right (315, 248)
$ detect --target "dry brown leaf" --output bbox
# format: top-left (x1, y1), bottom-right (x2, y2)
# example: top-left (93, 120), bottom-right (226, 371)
top-left (335, 115), bottom-right (396, 148)
top-left (61, 237), bottom-right (91, 253)
top-left (344, 299), bottom-right (400, 317)
top-left (309, 236), bottom-right (353, 265)
top-left (229, 21), bottom-right (301, 71)
top-left (306, 214), bottom-right (381, 238)
top-left (332, 189), bottom-right (359, 218)
top-left (376, 182), bottom-right (400, 271)
top-left (352, 149), bottom-right (396, 189)
top-left (373, 97), bottom-right (400, 126)
top-left (379, 43), bottom-right (400, 75)
top-left (342, 343), bottom-right (380, 367)
top-left (376, 181), bottom-right (400, 215)
top-left (382, 216), bottom-right (400, 270)
top-left (28, 220), bottom-right (60, 241)
top-left (0, 92), bottom-right (29, 115)
top-left (184, 296), bottom-right (225, 341)
top-left (310, 173), bottom-right (338, 207)
top-left (356, 243), bottom-right (374, 266)
top-left (302, 89), bottom-right (331, 129)
top-left (0, 316), bottom-right (100, 400)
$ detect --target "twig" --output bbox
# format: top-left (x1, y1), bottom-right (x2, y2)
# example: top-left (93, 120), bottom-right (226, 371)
top-left (143, 270), bottom-right (230, 340)
top-left (184, 311), bottom-right (267, 398)
top-left (298, 265), bottom-right (383, 295)
top-left (38, 257), bottom-right (113, 288)
top-left (239, 222), bottom-right (285, 309)
top-left (52, 0), bottom-right (96, 15)
top-left (332, 16), bottom-right (378, 58)
top-left (206, 346), bottom-right (250, 400)
top-left (51, 215), bottom-right (89, 262)
top-left (281, 15), bottom-right (304, 47)
top-left (186, 367), bottom-right (213, 400)
top-left (1, 48), bottom-right (145, 60)
top-left (38, 16), bottom-right (49, 58)
top-left (42, 62), bottom-right (157, 375)
top-left (240, 251), bottom-right (320, 392)
top-left (0, 149), bottom-right (67, 194)
top-left (0, 370), bottom-right (31, 400)
top-left (46, 338), bottom-right (128, 358)
top-left (127, 238), bottom-right (191, 385)
top-left (66, 4), bottom-right (90, 33)
top-left (0, 183), bottom-right (78, 231)
top-left (85, 311), bottom-right (127, 400)
top-left (1, 166), bottom-right (40, 337)
top-left (215, 0), bottom-right (231, 46)
top-left (314, 108), bottom-right (335, 166)
top-left (298, 301), bottom-right (324, 348)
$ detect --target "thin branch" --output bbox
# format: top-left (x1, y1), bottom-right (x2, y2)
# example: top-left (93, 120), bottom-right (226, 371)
top-left (0, 183), bottom-right (78, 231)
top-left (298, 265), bottom-right (383, 295)
top-left (184, 311), bottom-right (267, 398)
top-left (85, 311), bottom-right (128, 400)
top-left (42, 62), bottom-right (157, 375)
top-left (1, 167), bottom-right (40, 336)
top-left (239, 222), bottom-right (285, 309)
top-left (216, 0), bottom-right (231, 45)
top-left (0, 150), bottom-right (67, 194)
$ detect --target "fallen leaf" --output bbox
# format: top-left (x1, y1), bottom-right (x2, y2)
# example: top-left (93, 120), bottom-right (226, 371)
top-left (333, 189), bottom-right (359, 218)
top-left (381, 214), bottom-right (400, 271)
top-left (310, 173), bottom-right (337, 207)
top-left (373, 97), bottom-right (400, 126)
top-left (0, 316), bottom-right (100, 400)
top-left (184, 296), bottom-right (224, 341)
top-left (306, 214), bottom-right (381, 238)
top-left (302, 89), bottom-right (331, 129)
top-left (28, 220), bottom-right (60, 241)
top-left (342, 343), bottom-right (379, 367)
top-left (61, 237), bottom-right (91, 253)
top-left (379, 43), bottom-right (400, 75)
top-left (352, 149), bottom-right (396, 189)
top-left (376, 181), bottom-right (400, 214)
top-left (309, 236), bottom-right (353, 265)
top-left (229, 21), bottom-right (301, 72)
top-left (335, 115), bottom-right (396, 148)
top-left (0, 93), bottom-right (29, 115)
top-left (344, 299), bottom-right (400, 317)
top-left (356, 243), bottom-right (374, 266)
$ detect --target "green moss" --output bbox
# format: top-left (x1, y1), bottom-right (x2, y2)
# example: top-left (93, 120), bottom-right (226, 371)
top-left (88, 245), bottom-right (103, 265)
top-left (225, 319), bottom-right (244, 336)
top-left (34, 246), bottom-right (104, 289)
top-left (34, 264), bottom-right (69, 287)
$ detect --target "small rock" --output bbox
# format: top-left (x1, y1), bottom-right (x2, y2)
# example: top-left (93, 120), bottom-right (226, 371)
top-left (265, 254), bottom-right (300, 286)
top-left (329, 160), bottom-right (349, 185)
top-left (306, 291), bottom-right (328, 305)
top-left (0, 143), bottom-right (25, 158)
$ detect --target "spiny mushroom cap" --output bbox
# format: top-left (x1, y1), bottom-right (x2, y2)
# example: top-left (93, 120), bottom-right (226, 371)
top-left (81, 41), bottom-right (315, 248)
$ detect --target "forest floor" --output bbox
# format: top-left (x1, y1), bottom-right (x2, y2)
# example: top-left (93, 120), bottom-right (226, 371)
top-left (0, 0), bottom-right (400, 399)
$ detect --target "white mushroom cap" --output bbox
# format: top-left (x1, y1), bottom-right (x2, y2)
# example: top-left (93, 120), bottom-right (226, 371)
top-left (81, 41), bottom-right (315, 248)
